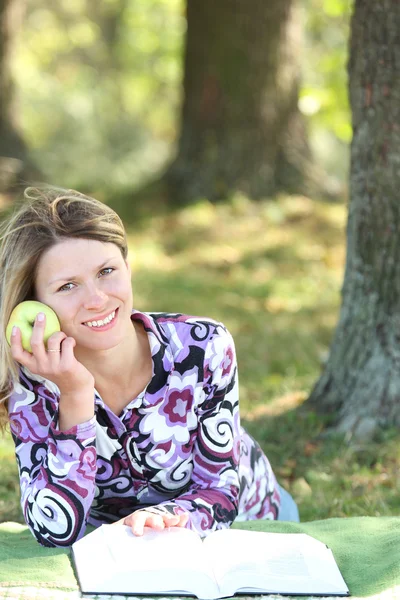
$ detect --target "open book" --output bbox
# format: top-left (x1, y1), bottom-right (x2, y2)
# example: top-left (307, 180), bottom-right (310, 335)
top-left (72, 525), bottom-right (349, 598)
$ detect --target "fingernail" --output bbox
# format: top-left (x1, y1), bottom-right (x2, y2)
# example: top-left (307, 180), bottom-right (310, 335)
top-left (11, 326), bottom-right (17, 336)
top-left (37, 313), bottom-right (45, 322)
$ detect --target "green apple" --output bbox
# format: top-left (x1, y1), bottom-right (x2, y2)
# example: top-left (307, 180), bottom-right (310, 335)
top-left (6, 301), bottom-right (61, 353)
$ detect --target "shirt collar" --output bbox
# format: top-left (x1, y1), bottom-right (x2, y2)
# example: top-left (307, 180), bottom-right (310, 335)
top-left (130, 309), bottom-right (173, 359)
top-left (21, 310), bottom-right (175, 408)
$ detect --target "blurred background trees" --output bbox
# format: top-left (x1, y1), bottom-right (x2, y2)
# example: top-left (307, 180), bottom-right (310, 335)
top-left (0, 0), bottom-right (38, 190)
top-left (166, 0), bottom-right (316, 204)
top-left (0, 0), bottom-right (351, 203)
top-left (3, 0), bottom-right (185, 196)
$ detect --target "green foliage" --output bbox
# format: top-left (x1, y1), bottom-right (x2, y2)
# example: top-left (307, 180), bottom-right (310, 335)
top-left (300, 0), bottom-right (353, 179)
top-left (14, 0), bottom-right (185, 191)
top-left (2, 195), bottom-right (400, 524)
top-left (13, 0), bottom-right (352, 193)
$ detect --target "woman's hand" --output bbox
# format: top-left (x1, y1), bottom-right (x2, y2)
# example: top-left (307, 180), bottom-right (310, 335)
top-left (116, 509), bottom-right (189, 536)
top-left (10, 312), bottom-right (95, 430)
top-left (10, 312), bottom-right (94, 391)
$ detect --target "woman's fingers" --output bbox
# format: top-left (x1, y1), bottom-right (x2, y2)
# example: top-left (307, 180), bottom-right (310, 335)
top-left (176, 512), bottom-right (189, 527)
top-left (59, 336), bottom-right (76, 356)
top-left (46, 331), bottom-right (68, 352)
top-left (147, 514), bottom-right (166, 531)
top-left (160, 513), bottom-right (188, 528)
top-left (126, 511), bottom-right (151, 536)
top-left (28, 313), bottom-right (48, 361)
top-left (9, 325), bottom-right (34, 367)
top-left (10, 318), bottom-right (74, 378)
top-left (9, 318), bottom-right (93, 402)
top-left (118, 509), bottom-right (190, 536)
top-left (131, 511), bottom-right (164, 536)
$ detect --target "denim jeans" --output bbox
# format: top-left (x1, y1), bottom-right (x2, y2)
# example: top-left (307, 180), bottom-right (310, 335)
top-left (276, 484), bottom-right (300, 522)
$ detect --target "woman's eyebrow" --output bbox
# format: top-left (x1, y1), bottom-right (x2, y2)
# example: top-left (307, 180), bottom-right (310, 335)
top-left (48, 258), bottom-right (117, 286)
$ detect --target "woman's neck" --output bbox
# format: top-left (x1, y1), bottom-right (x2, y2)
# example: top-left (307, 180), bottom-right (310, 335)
top-left (74, 320), bottom-right (153, 410)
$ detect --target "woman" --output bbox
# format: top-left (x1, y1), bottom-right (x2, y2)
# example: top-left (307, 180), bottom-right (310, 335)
top-left (0, 187), bottom-right (299, 547)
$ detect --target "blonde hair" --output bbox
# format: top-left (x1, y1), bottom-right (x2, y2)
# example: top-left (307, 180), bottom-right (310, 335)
top-left (0, 186), bottom-right (128, 430)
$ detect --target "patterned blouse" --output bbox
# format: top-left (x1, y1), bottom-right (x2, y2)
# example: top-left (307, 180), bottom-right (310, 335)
top-left (8, 311), bottom-right (281, 547)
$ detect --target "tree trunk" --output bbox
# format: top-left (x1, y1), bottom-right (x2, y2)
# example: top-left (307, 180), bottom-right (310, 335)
top-left (308, 0), bottom-right (400, 438)
top-left (0, 0), bottom-right (37, 192)
top-left (165, 0), bottom-right (316, 205)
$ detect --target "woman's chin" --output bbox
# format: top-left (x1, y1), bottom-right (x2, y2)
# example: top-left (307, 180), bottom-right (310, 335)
top-left (76, 333), bottom-right (124, 353)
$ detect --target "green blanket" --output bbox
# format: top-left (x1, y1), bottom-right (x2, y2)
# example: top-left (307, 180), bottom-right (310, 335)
top-left (1, 517), bottom-right (400, 599)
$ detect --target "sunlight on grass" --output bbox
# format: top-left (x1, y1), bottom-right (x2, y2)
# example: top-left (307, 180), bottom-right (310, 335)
top-left (124, 193), bottom-right (400, 521)
top-left (128, 194), bottom-right (346, 410)
top-left (2, 193), bottom-right (400, 524)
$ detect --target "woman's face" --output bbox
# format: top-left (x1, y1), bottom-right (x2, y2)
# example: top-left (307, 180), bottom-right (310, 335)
top-left (34, 238), bottom-right (134, 352)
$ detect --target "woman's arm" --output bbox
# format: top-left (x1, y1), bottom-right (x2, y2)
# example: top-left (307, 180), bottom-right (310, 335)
top-left (160, 325), bottom-right (241, 533)
top-left (122, 324), bottom-right (241, 536)
top-left (8, 371), bottom-right (97, 547)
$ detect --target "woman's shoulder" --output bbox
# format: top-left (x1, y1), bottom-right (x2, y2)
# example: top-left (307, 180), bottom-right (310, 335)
top-left (137, 311), bottom-right (233, 350)
top-left (148, 311), bottom-right (230, 337)
top-left (148, 311), bottom-right (222, 326)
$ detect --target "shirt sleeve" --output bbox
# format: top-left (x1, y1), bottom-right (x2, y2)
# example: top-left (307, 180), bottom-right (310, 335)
top-left (7, 370), bottom-right (97, 547)
top-left (153, 324), bottom-right (241, 535)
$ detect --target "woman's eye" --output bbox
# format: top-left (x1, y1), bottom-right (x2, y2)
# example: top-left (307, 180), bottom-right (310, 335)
top-left (58, 282), bottom-right (74, 292)
top-left (99, 267), bottom-right (114, 277)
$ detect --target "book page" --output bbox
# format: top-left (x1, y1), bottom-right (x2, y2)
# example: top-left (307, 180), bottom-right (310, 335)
top-left (203, 529), bottom-right (349, 596)
top-left (73, 525), bottom-right (220, 598)
top-left (102, 525), bottom-right (202, 571)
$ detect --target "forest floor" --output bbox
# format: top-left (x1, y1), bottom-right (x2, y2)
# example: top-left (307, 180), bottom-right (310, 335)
top-left (1, 193), bottom-right (399, 523)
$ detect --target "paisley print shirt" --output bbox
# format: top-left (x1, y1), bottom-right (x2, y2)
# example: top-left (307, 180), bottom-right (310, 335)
top-left (8, 311), bottom-right (280, 547)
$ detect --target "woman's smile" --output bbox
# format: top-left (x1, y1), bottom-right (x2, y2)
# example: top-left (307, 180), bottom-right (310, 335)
top-left (34, 238), bottom-right (134, 352)
top-left (82, 308), bottom-right (118, 330)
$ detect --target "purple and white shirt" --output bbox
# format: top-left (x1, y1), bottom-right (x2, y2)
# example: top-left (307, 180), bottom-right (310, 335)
top-left (8, 311), bottom-right (280, 547)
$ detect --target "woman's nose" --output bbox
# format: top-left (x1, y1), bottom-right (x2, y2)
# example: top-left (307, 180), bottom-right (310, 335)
top-left (83, 285), bottom-right (108, 310)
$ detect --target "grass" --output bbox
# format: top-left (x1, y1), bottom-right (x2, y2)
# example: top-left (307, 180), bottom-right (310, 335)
top-left (1, 193), bottom-right (400, 524)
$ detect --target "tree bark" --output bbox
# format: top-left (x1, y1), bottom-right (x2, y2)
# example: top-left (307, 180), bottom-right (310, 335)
top-left (165, 0), bottom-right (316, 205)
top-left (0, 0), bottom-right (37, 192)
top-left (308, 0), bottom-right (400, 437)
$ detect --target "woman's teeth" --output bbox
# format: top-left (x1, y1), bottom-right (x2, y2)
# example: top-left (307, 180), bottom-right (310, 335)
top-left (85, 310), bottom-right (116, 328)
